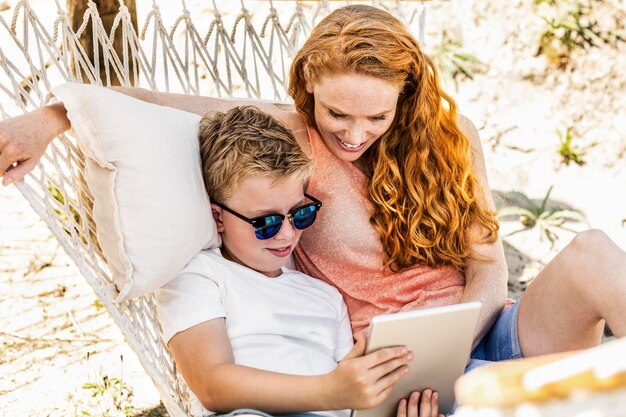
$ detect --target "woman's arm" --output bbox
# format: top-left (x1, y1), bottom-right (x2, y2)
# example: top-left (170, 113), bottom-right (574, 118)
top-left (114, 86), bottom-right (300, 119)
top-left (130, 87), bottom-right (310, 151)
top-left (0, 102), bottom-right (69, 185)
top-left (169, 319), bottom-right (412, 414)
top-left (458, 115), bottom-right (509, 349)
top-left (126, 87), bottom-right (310, 151)
top-left (0, 87), bottom-right (306, 185)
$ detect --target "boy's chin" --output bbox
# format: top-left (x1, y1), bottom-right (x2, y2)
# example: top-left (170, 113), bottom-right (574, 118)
top-left (255, 266), bottom-right (283, 278)
top-left (250, 258), bottom-right (288, 277)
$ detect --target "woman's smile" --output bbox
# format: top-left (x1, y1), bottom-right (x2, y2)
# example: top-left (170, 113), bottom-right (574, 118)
top-left (337, 137), bottom-right (367, 152)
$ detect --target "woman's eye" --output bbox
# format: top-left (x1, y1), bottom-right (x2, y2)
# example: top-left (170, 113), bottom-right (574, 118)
top-left (371, 115), bottom-right (387, 121)
top-left (328, 109), bottom-right (345, 118)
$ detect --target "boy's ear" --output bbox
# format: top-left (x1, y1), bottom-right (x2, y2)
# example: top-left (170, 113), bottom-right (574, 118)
top-left (210, 204), bottom-right (225, 233)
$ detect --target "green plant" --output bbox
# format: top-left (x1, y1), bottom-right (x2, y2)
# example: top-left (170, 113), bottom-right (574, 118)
top-left (430, 30), bottom-right (486, 87)
top-left (132, 403), bottom-right (168, 417)
top-left (557, 127), bottom-right (586, 166)
top-left (48, 181), bottom-right (83, 231)
top-left (535, 0), bottom-right (625, 67)
top-left (80, 354), bottom-right (135, 417)
top-left (498, 186), bottom-right (589, 246)
top-left (92, 299), bottom-right (105, 311)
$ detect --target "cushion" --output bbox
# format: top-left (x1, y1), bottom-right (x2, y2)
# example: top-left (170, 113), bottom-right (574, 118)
top-left (53, 83), bottom-right (221, 302)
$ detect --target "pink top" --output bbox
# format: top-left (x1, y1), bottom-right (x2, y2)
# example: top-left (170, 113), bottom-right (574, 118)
top-left (294, 126), bottom-right (466, 336)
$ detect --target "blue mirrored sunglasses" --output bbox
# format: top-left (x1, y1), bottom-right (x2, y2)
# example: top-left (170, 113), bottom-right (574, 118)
top-left (215, 193), bottom-right (322, 240)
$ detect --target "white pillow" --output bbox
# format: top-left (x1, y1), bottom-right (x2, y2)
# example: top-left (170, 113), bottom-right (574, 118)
top-left (53, 83), bottom-right (221, 302)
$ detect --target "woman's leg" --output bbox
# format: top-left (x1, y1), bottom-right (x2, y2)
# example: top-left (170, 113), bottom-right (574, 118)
top-left (517, 229), bottom-right (626, 357)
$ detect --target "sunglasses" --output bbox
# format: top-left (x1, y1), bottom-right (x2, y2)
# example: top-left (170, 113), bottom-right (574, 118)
top-left (215, 193), bottom-right (322, 240)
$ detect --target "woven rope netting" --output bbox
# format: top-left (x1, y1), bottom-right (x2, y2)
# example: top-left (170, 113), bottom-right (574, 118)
top-left (0, 1), bottom-right (429, 415)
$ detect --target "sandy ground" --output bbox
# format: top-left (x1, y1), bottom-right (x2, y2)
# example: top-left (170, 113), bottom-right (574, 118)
top-left (0, 184), bottom-right (165, 416)
top-left (1, 0), bottom-right (625, 416)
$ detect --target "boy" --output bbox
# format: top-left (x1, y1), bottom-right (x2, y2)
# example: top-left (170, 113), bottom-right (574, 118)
top-left (156, 106), bottom-right (440, 417)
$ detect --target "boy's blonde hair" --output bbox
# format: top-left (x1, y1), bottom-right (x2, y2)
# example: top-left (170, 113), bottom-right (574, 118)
top-left (199, 106), bottom-right (312, 203)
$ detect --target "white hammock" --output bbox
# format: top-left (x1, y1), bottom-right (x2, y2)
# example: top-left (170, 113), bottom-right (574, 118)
top-left (0, 1), bottom-right (428, 415)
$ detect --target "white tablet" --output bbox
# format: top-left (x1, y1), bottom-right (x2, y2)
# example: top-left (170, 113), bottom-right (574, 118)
top-left (351, 302), bottom-right (482, 417)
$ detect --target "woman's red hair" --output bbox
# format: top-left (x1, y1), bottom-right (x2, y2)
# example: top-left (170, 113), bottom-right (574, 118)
top-left (289, 5), bottom-right (499, 272)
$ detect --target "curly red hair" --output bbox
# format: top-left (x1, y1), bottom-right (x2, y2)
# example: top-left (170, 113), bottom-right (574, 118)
top-left (289, 5), bottom-right (499, 271)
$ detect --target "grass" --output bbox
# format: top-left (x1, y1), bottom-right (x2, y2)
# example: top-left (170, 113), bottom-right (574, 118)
top-left (79, 354), bottom-right (135, 417)
top-left (47, 181), bottom-right (86, 242)
top-left (93, 298), bottom-right (105, 311)
top-left (132, 404), bottom-right (169, 417)
top-left (557, 127), bottom-right (586, 166)
top-left (498, 186), bottom-right (589, 247)
top-left (431, 30), bottom-right (486, 88)
top-left (535, 0), bottom-right (625, 67)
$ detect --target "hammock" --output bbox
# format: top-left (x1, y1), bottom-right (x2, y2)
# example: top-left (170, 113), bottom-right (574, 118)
top-left (0, 1), bottom-right (429, 415)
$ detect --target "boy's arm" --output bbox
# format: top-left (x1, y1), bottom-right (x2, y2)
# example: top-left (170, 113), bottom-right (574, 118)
top-left (334, 301), bottom-right (355, 361)
top-left (169, 318), bottom-right (412, 414)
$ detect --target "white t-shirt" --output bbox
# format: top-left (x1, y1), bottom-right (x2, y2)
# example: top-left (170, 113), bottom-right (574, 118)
top-left (156, 248), bottom-right (353, 417)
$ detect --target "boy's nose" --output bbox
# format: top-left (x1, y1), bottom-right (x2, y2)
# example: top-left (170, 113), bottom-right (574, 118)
top-left (275, 217), bottom-right (297, 240)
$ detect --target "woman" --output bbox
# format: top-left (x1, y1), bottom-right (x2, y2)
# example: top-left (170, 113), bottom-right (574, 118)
top-left (1, 2), bottom-right (625, 407)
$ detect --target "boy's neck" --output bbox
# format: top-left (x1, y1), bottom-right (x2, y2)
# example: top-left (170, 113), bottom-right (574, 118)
top-left (220, 245), bottom-right (282, 278)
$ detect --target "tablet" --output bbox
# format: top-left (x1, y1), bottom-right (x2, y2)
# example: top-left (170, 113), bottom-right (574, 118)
top-left (351, 302), bottom-right (481, 417)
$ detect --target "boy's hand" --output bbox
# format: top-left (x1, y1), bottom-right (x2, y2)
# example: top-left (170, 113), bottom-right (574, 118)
top-left (323, 336), bottom-right (412, 410)
top-left (396, 389), bottom-right (445, 417)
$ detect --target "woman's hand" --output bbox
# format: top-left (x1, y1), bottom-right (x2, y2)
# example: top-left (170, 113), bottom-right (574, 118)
top-left (323, 336), bottom-right (413, 410)
top-left (0, 103), bottom-right (70, 186)
top-left (396, 389), bottom-right (445, 417)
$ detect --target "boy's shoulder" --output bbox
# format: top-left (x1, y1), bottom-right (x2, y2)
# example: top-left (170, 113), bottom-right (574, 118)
top-left (183, 248), bottom-right (248, 279)
top-left (186, 248), bottom-right (222, 268)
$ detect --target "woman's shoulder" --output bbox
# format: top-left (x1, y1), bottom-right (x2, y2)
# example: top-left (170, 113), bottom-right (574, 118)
top-left (274, 108), bottom-right (310, 157)
top-left (277, 106), bottom-right (310, 155)
top-left (243, 100), bottom-right (311, 156)
top-left (457, 114), bottom-right (487, 162)
top-left (239, 99), bottom-right (301, 126)
top-left (457, 114), bottom-right (480, 146)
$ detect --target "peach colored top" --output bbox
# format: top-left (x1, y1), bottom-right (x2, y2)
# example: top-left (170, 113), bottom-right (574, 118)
top-left (294, 126), bottom-right (466, 336)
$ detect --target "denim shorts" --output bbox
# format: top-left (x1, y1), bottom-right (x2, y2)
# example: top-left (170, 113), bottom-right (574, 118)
top-left (466, 298), bottom-right (523, 373)
top-left (209, 410), bottom-right (324, 417)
